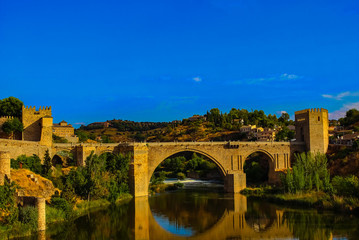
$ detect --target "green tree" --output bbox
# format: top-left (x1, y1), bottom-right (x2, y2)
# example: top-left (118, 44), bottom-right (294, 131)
top-left (275, 127), bottom-right (295, 141)
top-left (0, 96), bottom-right (23, 118)
top-left (42, 150), bottom-right (52, 178)
top-left (1, 118), bottom-right (23, 139)
top-left (282, 153), bottom-right (332, 193)
top-left (339, 108), bottom-right (359, 126)
top-left (0, 181), bottom-right (18, 224)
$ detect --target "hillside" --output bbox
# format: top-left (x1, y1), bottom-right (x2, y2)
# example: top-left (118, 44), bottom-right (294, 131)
top-left (75, 108), bottom-right (294, 143)
top-left (327, 145), bottom-right (359, 178)
top-left (76, 124), bottom-right (249, 143)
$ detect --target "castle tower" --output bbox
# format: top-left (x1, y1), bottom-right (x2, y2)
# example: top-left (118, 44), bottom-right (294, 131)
top-left (295, 108), bottom-right (329, 154)
top-left (22, 106), bottom-right (52, 142)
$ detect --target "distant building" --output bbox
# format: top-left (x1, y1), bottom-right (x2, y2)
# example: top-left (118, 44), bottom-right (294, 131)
top-left (257, 128), bottom-right (276, 141)
top-left (333, 133), bottom-right (359, 146)
top-left (188, 115), bottom-right (206, 122)
top-left (240, 125), bottom-right (257, 133)
top-left (53, 120), bottom-right (78, 143)
top-left (87, 121), bottom-right (110, 128)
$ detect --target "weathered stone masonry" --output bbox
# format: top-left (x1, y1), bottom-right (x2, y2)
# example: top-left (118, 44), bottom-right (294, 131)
top-left (0, 108), bottom-right (329, 198)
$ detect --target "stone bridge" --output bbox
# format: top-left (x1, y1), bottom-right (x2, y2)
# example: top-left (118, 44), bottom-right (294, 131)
top-left (0, 108), bottom-right (328, 197)
top-left (1, 139), bottom-right (305, 196)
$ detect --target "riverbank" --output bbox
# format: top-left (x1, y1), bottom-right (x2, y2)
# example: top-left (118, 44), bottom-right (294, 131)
top-left (0, 193), bottom-right (133, 240)
top-left (241, 187), bottom-right (359, 215)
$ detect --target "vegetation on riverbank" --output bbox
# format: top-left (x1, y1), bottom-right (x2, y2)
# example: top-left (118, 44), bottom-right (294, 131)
top-left (241, 152), bottom-right (359, 214)
top-left (0, 152), bottom-right (133, 239)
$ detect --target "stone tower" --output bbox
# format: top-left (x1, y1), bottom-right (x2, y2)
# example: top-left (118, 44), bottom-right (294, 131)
top-left (295, 108), bottom-right (329, 154)
top-left (22, 106), bottom-right (53, 146)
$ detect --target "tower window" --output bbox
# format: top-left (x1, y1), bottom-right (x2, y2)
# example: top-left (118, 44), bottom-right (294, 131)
top-left (318, 117), bottom-right (320, 121)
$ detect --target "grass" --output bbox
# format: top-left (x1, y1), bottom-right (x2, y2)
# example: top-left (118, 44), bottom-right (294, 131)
top-left (241, 187), bottom-right (359, 214)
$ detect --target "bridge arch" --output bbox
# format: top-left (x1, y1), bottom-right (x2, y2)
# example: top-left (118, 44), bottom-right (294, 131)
top-left (243, 149), bottom-right (275, 163)
top-left (51, 150), bottom-right (74, 167)
top-left (243, 149), bottom-right (275, 185)
top-left (148, 147), bottom-right (227, 183)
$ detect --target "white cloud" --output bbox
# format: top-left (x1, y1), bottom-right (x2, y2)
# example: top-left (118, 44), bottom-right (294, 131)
top-left (321, 91), bottom-right (356, 100)
top-left (74, 122), bottom-right (86, 125)
top-left (241, 73), bottom-right (301, 85)
top-left (329, 102), bottom-right (359, 119)
top-left (192, 77), bottom-right (202, 82)
top-left (279, 73), bottom-right (300, 80)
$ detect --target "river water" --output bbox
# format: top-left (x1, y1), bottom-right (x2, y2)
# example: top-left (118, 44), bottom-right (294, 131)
top-left (26, 182), bottom-right (359, 239)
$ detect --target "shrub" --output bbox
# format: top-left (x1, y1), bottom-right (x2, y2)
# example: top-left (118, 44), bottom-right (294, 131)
top-left (177, 172), bottom-right (186, 180)
top-left (332, 175), bottom-right (359, 198)
top-left (282, 153), bottom-right (332, 193)
top-left (51, 197), bottom-right (73, 219)
top-left (18, 206), bottom-right (38, 231)
top-left (10, 154), bottom-right (42, 174)
top-left (0, 181), bottom-right (18, 224)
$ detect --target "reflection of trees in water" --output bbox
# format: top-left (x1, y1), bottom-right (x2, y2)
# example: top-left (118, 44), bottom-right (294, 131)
top-left (284, 211), bottom-right (332, 240)
top-left (149, 191), bottom-right (228, 234)
top-left (284, 211), bottom-right (359, 240)
top-left (244, 200), bottom-right (276, 232)
top-left (47, 203), bottom-right (132, 240)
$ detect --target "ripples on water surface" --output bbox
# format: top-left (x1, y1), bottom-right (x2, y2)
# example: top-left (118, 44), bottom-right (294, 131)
top-left (16, 182), bottom-right (359, 240)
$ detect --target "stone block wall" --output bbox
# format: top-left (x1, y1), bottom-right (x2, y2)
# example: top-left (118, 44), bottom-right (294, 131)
top-left (22, 106), bottom-right (52, 142)
top-left (295, 108), bottom-right (329, 153)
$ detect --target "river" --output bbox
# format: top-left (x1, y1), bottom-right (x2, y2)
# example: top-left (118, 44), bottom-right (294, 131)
top-left (24, 181), bottom-right (359, 239)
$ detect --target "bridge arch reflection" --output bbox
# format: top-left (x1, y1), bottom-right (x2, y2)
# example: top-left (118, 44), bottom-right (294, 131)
top-left (132, 194), bottom-right (293, 240)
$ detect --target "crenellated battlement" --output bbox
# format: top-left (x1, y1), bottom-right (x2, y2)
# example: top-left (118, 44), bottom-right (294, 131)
top-left (0, 116), bottom-right (14, 120)
top-left (22, 105), bottom-right (52, 143)
top-left (295, 108), bottom-right (328, 115)
top-left (23, 106), bottom-right (51, 113)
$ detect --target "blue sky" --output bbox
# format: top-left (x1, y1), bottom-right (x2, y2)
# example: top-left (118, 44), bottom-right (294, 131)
top-left (1, 0), bottom-right (358, 126)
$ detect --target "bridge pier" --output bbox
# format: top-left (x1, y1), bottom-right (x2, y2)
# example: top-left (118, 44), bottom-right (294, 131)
top-left (129, 143), bottom-right (149, 197)
top-left (224, 172), bottom-right (246, 193)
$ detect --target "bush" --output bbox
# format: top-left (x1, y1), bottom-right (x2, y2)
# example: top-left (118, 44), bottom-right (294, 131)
top-left (18, 206), bottom-right (38, 231)
top-left (151, 171), bottom-right (167, 185)
top-left (282, 153), bottom-right (332, 193)
top-left (0, 181), bottom-right (18, 224)
top-left (51, 197), bottom-right (73, 219)
top-left (10, 154), bottom-right (42, 174)
top-left (332, 175), bottom-right (359, 198)
top-left (177, 172), bottom-right (186, 180)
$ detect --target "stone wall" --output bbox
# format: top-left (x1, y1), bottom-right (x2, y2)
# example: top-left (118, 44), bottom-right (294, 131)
top-left (295, 108), bottom-right (329, 153)
top-left (0, 139), bottom-right (49, 161)
top-left (22, 106), bottom-right (52, 142)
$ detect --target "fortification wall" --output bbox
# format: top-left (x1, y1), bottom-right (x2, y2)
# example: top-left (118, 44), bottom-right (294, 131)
top-left (22, 106), bottom-right (52, 142)
top-left (295, 108), bottom-right (328, 153)
top-left (0, 139), bottom-right (49, 161)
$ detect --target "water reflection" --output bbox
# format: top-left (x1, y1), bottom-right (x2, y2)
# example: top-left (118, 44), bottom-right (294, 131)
top-left (20, 190), bottom-right (359, 240)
